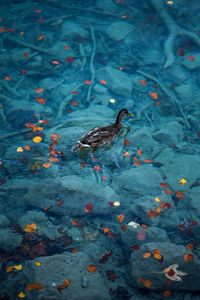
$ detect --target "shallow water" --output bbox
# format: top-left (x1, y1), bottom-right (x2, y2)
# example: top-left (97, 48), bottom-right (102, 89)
top-left (0, 0), bottom-right (200, 299)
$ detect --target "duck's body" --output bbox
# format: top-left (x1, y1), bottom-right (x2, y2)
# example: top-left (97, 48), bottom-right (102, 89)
top-left (73, 109), bottom-right (132, 151)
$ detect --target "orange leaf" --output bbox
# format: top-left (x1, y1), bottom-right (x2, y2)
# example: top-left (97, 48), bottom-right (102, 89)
top-left (99, 80), bottom-right (107, 85)
top-left (94, 165), bottom-right (101, 172)
top-left (160, 182), bottom-right (168, 188)
top-left (63, 279), bottom-right (71, 287)
top-left (124, 139), bottom-right (130, 146)
top-left (64, 45), bottom-right (70, 50)
top-left (6, 266), bottom-right (13, 273)
top-left (117, 214), bottom-right (125, 223)
top-left (27, 283), bottom-right (44, 291)
top-left (71, 101), bottom-right (78, 106)
top-left (56, 284), bottom-right (68, 292)
top-left (150, 92), bottom-right (158, 99)
top-left (44, 205), bottom-right (53, 211)
top-left (187, 56), bottom-right (195, 61)
top-left (103, 228), bottom-right (110, 233)
top-left (52, 60), bottom-right (60, 65)
top-left (50, 133), bottom-right (60, 141)
top-left (56, 200), bottom-right (64, 206)
top-left (36, 97), bottom-right (46, 104)
top-left (137, 150), bottom-right (143, 156)
top-left (163, 290), bottom-right (171, 297)
top-left (86, 265), bottom-right (97, 273)
top-left (184, 254), bottom-right (194, 262)
top-left (143, 159), bottom-right (153, 163)
top-left (4, 76), bottom-right (11, 80)
top-left (159, 202), bottom-right (166, 209)
top-left (176, 191), bottom-right (184, 198)
top-left (84, 80), bottom-right (92, 84)
top-left (35, 88), bottom-right (44, 93)
top-left (38, 34), bottom-right (44, 40)
top-left (142, 252), bottom-right (151, 259)
top-left (72, 249), bottom-right (78, 253)
top-left (141, 224), bottom-right (148, 230)
top-left (143, 279), bottom-right (152, 288)
top-left (133, 161), bottom-right (142, 166)
top-left (48, 157), bottom-right (59, 162)
top-left (186, 244), bottom-right (194, 251)
top-left (155, 207), bottom-right (161, 213)
top-left (137, 277), bottom-right (144, 283)
top-left (164, 189), bottom-right (171, 195)
top-left (147, 210), bottom-right (159, 218)
top-left (23, 145), bottom-right (30, 151)
top-left (71, 220), bottom-right (79, 226)
top-left (140, 79), bottom-right (147, 85)
top-left (123, 152), bottom-right (131, 157)
top-left (102, 176), bottom-right (107, 180)
top-left (42, 163), bottom-right (52, 168)
top-left (154, 253), bottom-right (162, 260)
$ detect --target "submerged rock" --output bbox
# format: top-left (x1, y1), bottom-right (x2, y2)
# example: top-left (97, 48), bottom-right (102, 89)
top-left (22, 252), bottom-right (110, 300)
top-left (105, 21), bottom-right (134, 41)
top-left (96, 66), bottom-right (133, 97)
top-left (129, 242), bottom-right (200, 291)
top-left (0, 228), bottom-right (22, 252)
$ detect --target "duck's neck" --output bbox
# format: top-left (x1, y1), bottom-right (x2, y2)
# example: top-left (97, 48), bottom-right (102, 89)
top-left (115, 112), bottom-right (123, 126)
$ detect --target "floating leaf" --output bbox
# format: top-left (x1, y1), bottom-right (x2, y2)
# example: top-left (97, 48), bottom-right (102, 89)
top-left (137, 277), bottom-right (144, 283)
top-left (6, 266), bottom-right (13, 273)
top-left (35, 261), bottom-right (41, 267)
top-left (163, 290), bottom-right (171, 297)
top-left (187, 56), bottom-right (195, 61)
top-left (87, 265), bottom-right (97, 273)
top-left (179, 178), bottom-right (187, 185)
top-left (189, 220), bottom-right (197, 226)
top-left (35, 88), bottom-right (44, 93)
top-left (142, 252), bottom-right (151, 259)
top-left (71, 101), bottom-right (78, 106)
top-left (140, 79), bottom-right (147, 85)
top-left (155, 197), bottom-right (160, 202)
top-left (165, 202), bottom-right (171, 209)
top-left (141, 224), bottom-right (148, 230)
top-left (18, 291), bottom-right (26, 298)
top-left (56, 200), bottom-right (64, 206)
top-left (164, 189), bottom-right (171, 195)
top-left (71, 220), bottom-right (79, 226)
top-left (117, 214), bottom-right (125, 223)
top-left (137, 150), bottom-right (143, 156)
top-left (94, 165), bottom-right (101, 172)
top-left (27, 283), bottom-right (44, 291)
top-left (113, 201), bottom-right (120, 206)
top-left (66, 57), bottom-right (74, 62)
top-left (44, 205), bottom-right (53, 211)
top-left (147, 210), bottom-right (159, 218)
top-left (124, 139), bottom-right (130, 146)
top-left (160, 183), bottom-right (168, 188)
top-left (24, 223), bottom-right (37, 233)
top-left (133, 161), bottom-right (142, 166)
top-left (99, 80), bottom-right (107, 85)
top-left (72, 249), bottom-right (78, 253)
top-left (38, 34), bottom-right (44, 40)
top-left (56, 284), bottom-right (68, 293)
top-left (106, 269), bottom-right (117, 281)
top-left (13, 264), bottom-right (22, 271)
top-left (143, 279), bottom-right (152, 288)
top-left (50, 133), bottom-right (61, 141)
top-left (64, 45), bottom-right (70, 50)
top-left (17, 147), bottom-right (24, 152)
top-left (33, 136), bottom-right (42, 143)
top-left (186, 244), bottom-right (194, 251)
top-left (137, 230), bottom-right (146, 240)
top-left (150, 92), bottom-right (158, 99)
top-left (99, 251), bottom-right (113, 264)
top-left (123, 151), bottom-right (131, 157)
top-left (176, 191), bottom-right (184, 198)
top-left (85, 203), bottom-right (94, 212)
top-left (49, 157), bottom-right (59, 162)
top-left (103, 228), bottom-right (110, 233)
top-left (84, 80), bottom-right (92, 84)
top-left (131, 245), bottom-right (140, 250)
top-left (63, 279), bottom-right (71, 286)
top-left (143, 159), bottom-right (153, 163)
top-left (154, 252), bottom-right (162, 261)
top-left (184, 254), bottom-right (194, 262)
top-left (42, 163), bottom-right (52, 168)
top-left (121, 224), bottom-right (127, 232)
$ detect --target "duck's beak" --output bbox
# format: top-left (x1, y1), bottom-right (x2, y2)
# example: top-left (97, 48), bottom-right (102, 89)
top-left (128, 113), bottom-right (133, 117)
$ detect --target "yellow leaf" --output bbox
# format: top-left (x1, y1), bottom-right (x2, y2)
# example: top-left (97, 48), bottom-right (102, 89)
top-left (35, 261), bottom-right (41, 267)
top-left (179, 178), bottom-right (187, 185)
top-left (13, 264), bottom-right (22, 271)
top-left (18, 291), bottom-right (26, 298)
top-left (17, 147), bottom-right (24, 152)
top-left (33, 136), bottom-right (42, 143)
top-left (154, 197), bottom-right (160, 202)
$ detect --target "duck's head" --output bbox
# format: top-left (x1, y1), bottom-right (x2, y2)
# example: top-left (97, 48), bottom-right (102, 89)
top-left (115, 109), bottom-right (133, 125)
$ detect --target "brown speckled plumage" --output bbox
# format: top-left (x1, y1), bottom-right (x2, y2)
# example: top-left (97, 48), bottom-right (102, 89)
top-left (73, 109), bottom-right (132, 151)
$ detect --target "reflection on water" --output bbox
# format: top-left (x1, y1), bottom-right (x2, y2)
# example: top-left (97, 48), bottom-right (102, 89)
top-left (0, 0), bottom-right (200, 299)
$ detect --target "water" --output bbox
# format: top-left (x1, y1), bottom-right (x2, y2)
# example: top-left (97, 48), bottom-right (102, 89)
top-left (0, 0), bottom-right (200, 299)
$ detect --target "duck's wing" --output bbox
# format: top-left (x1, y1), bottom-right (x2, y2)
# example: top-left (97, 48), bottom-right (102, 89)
top-left (79, 125), bottom-right (117, 146)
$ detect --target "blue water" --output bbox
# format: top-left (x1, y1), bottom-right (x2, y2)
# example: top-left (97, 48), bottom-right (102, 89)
top-left (0, 0), bottom-right (200, 299)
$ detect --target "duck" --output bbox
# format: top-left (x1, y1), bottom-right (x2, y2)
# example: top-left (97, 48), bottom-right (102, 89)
top-left (73, 109), bottom-right (132, 151)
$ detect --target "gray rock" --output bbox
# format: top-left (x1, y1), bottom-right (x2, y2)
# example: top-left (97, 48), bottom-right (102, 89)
top-left (95, 0), bottom-right (120, 14)
top-left (129, 127), bottom-right (157, 154)
top-left (96, 67), bottom-right (133, 97)
top-left (121, 225), bottom-right (169, 247)
top-left (61, 21), bottom-right (88, 39)
top-left (106, 21), bottom-right (134, 41)
top-left (0, 215), bottom-right (10, 228)
top-left (129, 242), bottom-right (200, 291)
top-left (112, 165), bottom-right (163, 197)
top-left (24, 175), bottom-right (120, 216)
top-left (142, 48), bottom-right (164, 65)
top-left (181, 53), bottom-right (200, 69)
top-left (152, 121), bottom-right (183, 145)
top-left (0, 228), bottom-right (22, 251)
top-left (22, 252), bottom-right (110, 300)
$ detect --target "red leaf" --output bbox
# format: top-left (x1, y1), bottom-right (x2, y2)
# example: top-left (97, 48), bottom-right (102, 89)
top-left (160, 182), bottom-right (168, 188)
top-left (178, 224), bottom-right (186, 231)
top-left (85, 203), bottom-right (94, 212)
top-left (99, 251), bottom-right (113, 264)
top-left (124, 139), bottom-right (130, 146)
top-left (66, 57), bottom-right (74, 62)
top-left (131, 245), bottom-right (140, 250)
top-left (121, 224), bottom-right (127, 232)
top-left (178, 48), bottom-right (185, 56)
top-left (189, 220), bottom-right (197, 226)
top-left (165, 202), bottom-right (171, 209)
